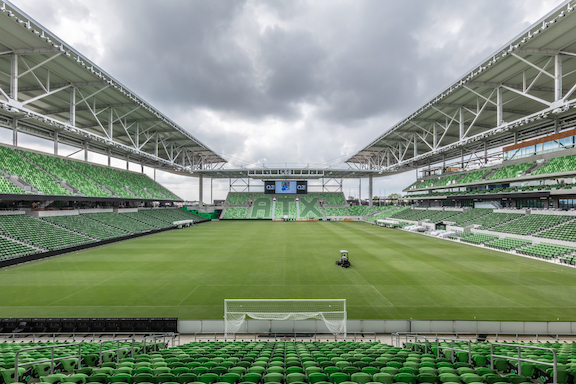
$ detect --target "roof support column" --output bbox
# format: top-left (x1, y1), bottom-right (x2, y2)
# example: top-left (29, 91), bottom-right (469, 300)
top-left (433, 122), bottom-right (437, 149)
top-left (459, 108), bottom-right (464, 139)
top-left (368, 174), bottom-right (373, 207)
top-left (199, 174), bottom-right (204, 207)
top-left (413, 134), bottom-right (417, 157)
top-left (496, 87), bottom-right (503, 126)
top-left (12, 119), bottom-right (17, 146)
top-left (10, 54), bottom-right (18, 100)
top-left (70, 87), bottom-right (76, 126)
top-left (108, 108), bottom-right (113, 139)
top-left (555, 54), bottom-right (563, 102)
top-left (107, 148), bottom-right (111, 167)
top-left (54, 131), bottom-right (58, 155)
top-left (484, 141), bottom-right (488, 164)
top-left (84, 141), bottom-right (88, 162)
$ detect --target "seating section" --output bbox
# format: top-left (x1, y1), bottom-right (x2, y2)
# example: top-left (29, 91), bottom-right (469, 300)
top-left (489, 214), bottom-right (574, 236)
top-left (21, 151), bottom-right (113, 198)
top-left (324, 207), bottom-right (349, 216)
top-left (2, 338), bottom-right (576, 384)
top-left (536, 220), bottom-right (576, 242)
top-left (0, 146), bottom-right (72, 196)
top-left (371, 206), bottom-right (410, 221)
top-left (299, 195), bottom-right (322, 219)
top-left (67, 161), bottom-right (135, 199)
top-left (533, 154), bottom-right (576, 175)
top-left (42, 215), bottom-right (127, 240)
top-left (222, 208), bottom-right (248, 219)
top-left (139, 208), bottom-right (207, 224)
top-left (120, 211), bottom-right (175, 229)
top-left (455, 169), bottom-right (490, 184)
top-left (485, 162), bottom-right (535, 181)
top-left (320, 192), bottom-right (347, 205)
top-left (225, 192), bottom-right (253, 205)
top-left (249, 194), bottom-right (273, 219)
top-left (447, 209), bottom-right (493, 225)
top-left (83, 213), bottom-right (155, 234)
top-left (0, 214), bottom-right (92, 251)
top-left (274, 196), bottom-right (298, 219)
top-left (460, 233), bottom-right (499, 245)
top-left (0, 236), bottom-right (39, 260)
top-left (0, 177), bottom-right (24, 194)
top-left (388, 209), bottom-right (460, 223)
top-left (517, 243), bottom-right (576, 259)
top-left (476, 212), bottom-right (524, 229)
top-left (485, 237), bottom-right (532, 251)
top-left (0, 145), bottom-right (181, 200)
top-left (348, 205), bottom-right (367, 216)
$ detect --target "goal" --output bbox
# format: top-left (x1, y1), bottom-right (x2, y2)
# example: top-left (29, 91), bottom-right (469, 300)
top-left (224, 299), bottom-right (346, 337)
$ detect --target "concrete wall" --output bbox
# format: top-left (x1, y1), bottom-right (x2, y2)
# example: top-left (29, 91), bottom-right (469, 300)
top-left (178, 319), bottom-right (576, 335)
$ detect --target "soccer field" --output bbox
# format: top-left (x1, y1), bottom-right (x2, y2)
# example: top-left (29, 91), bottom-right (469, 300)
top-left (1, 220), bottom-right (576, 321)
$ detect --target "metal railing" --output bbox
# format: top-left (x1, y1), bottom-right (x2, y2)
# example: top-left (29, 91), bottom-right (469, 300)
top-left (13, 342), bottom-right (83, 382)
top-left (98, 338), bottom-right (136, 364)
top-left (490, 343), bottom-right (558, 384)
top-left (403, 334), bottom-right (473, 364)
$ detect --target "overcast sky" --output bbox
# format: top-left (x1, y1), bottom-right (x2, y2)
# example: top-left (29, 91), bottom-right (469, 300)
top-left (5, 0), bottom-right (567, 202)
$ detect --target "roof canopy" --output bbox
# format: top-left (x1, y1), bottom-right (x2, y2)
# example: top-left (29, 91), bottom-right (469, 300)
top-left (348, 1), bottom-right (576, 174)
top-left (0, 1), bottom-right (226, 176)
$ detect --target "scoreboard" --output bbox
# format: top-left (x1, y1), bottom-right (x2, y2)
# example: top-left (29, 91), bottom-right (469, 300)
top-left (264, 180), bottom-right (307, 194)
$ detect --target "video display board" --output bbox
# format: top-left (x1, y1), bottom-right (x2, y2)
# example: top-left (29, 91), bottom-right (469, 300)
top-left (264, 180), bottom-right (307, 194)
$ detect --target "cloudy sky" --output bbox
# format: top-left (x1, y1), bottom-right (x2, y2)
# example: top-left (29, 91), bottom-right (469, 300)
top-left (5, 0), bottom-right (567, 202)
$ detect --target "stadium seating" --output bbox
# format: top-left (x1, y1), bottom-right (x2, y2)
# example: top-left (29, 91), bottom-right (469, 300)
top-left (455, 169), bottom-right (490, 184)
top-left (533, 154), bottom-right (576, 175)
top-left (274, 196), bottom-right (298, 219)
top-left (319, 193), bottom-right (347, 205)
top-left (485, 162), bottom-right (535, 181)
top-left (299, 195), bottom-right (322, 219)
top-left (225, 192), bottom-right (253, 205)
top-left (222, 208), bottom-right (249, 219)
top-left (475, 212), bottom-right (524, 229)
top-left (249, 194), bottom-right (273, 219)
top-left (371, 206), bottom-right (409, 221)
top-left (83, 213), bottom-right (155, 234)
top-left (0, 214), bottom-right (93, 251)
top-left (485, 237), bottom-right (532, 251)
top-left (460, 233), bottom-right (499, 245)
top-left (67, 161), bottom-right (136, 199)
top-left (348, 206), bottom-right (367, 216)
top-left (535, 220), bottom-right (576, 242)
top-left (489, 214), bottom-right (574, 236)
top-left (42, 215), bottom-right (128, 240)
top-left (324, 207), bottom-right (349, 216)
top-left (446, 209), bottom-right (493, 225)
top-left (22, 150), bottom-right (113, 198)
top-left (517, 243), bottom-right (576, 259)
top-left (0, 236), bottom-right (39, 260)
top-left (0, 176), bottom-right (24, 194)
top-left (0, 146), bottom-right (72, 196)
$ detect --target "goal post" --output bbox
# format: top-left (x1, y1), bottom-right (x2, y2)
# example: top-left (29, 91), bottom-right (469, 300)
top-left (224, 299), bottom-right (346, 338)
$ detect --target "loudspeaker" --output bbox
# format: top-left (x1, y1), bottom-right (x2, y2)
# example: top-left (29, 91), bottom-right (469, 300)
top-left (120, 318), bottom-right (135, 332)
top-left (134, 318), bottom-right (151, 332)
top-left (105, 318), bottom-right (120, 332)
top-left (46, 319), bottom-right (62, 333)
top-left (61, 319), bottom-right (77, 332)
top-left (76, 318), bottom-right (92, 332)
top-left (91, 318), bottom-right (106, 332)
top-left (29, 319), bottom-right (47, 333)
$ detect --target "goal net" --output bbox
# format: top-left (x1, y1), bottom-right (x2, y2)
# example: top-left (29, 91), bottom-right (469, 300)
top-left (224, 299), bottom-right (346, 337)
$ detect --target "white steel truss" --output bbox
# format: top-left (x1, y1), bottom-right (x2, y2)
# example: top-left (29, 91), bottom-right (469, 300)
top-left (348, 1), bottom-right (576, 174)
top-left (0, 1), bottom-right (225, 175)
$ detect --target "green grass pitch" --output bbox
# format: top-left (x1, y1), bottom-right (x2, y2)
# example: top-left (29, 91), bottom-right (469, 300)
top-left (1, 220), bottom-right (576, 321)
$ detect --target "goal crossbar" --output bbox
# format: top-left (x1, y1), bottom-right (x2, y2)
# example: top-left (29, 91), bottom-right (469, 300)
top-left (224, 299), bottom-right (346, 337)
